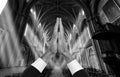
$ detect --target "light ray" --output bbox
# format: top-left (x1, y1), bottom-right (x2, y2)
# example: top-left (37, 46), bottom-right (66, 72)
top-left (0, 0), bottom-right (8, 14)
top-left (0, 3), bottom-right (24, 67)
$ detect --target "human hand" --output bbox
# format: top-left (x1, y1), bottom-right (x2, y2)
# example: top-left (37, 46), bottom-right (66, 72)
top-left (60, 51), bottom-right (74, 63)
top-left (41, 51), bottom-right (53, 63)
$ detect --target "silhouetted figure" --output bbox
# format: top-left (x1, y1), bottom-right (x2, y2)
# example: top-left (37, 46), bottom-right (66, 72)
top-left (22, 51), bottom-right (89, 77)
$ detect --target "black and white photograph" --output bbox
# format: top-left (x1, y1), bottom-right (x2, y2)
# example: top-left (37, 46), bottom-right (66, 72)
top-left (0, 0), bottom-right (120, 77)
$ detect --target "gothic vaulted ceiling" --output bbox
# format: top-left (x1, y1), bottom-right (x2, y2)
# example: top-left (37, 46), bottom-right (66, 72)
top-left (9, 0), bottom-right (91, 39)
top-left (33, 0), bottom-right (82, 36)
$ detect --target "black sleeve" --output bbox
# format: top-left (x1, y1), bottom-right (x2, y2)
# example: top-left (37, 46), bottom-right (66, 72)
top-left (21, 66), bottom-right (43, 77)
top-left (21, 66), bottom-right (52, 77)
top-left (73, 69), bottom-right (89, 77)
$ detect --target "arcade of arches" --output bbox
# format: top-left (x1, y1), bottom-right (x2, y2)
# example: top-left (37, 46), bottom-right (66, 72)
top-left (0, 0), bottom-right (120, 77)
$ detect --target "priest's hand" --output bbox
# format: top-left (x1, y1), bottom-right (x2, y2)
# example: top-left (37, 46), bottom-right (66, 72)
top-left (60, 51), bottom-right (74, 63)
top-left (41, 51), bottom-right (53, 63)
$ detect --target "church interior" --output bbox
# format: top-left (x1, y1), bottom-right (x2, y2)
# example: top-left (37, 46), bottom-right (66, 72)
top-left (0, 0), bottom-right (120, 77)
